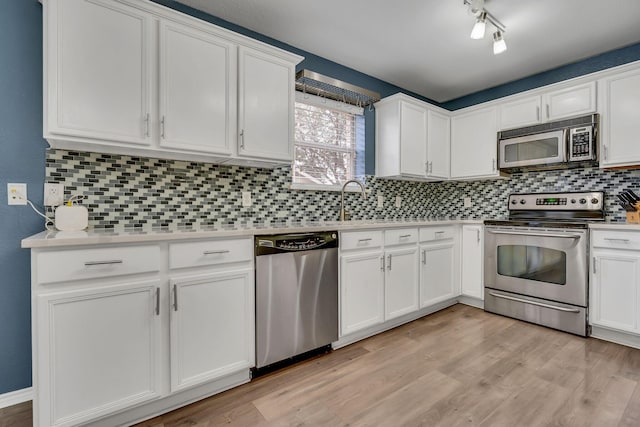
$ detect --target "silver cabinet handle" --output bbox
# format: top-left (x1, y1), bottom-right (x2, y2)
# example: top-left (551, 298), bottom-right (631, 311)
top-left (430, 161), bottom-right (433, 174)
top-left (161, 116), bottom-right (166, 139)
top-left (489, 292), bottom-right (580, 313)
top-left (387, 254), bottom-right (392, 271)
top-left (239, 129), bottom-right (245, 149)
top-left (536, 106), bottom-right (540, 121)
top-left (593, 256), bottom-right (596, 274)
top-left (492, 158), bottom-right (496, 172)
top-left (477, 229), bottom-right (480, 243)
top-left (546, 104), bottom-right (550, 119)
top-left (604, 238), bottom-right (630, 243)
top-left (399, 234), bottom-right (412, 238)
top-left (155, 287), bottom-right (160, 316)
top-left (144, 113), bottom-right (150, 137)
top-left (380, 256), bottom-right (385, 272)
top-left (604, 145), bottom-right (608, 160)
top-left (173, 284), bottom-right (178, 311)
top-left (84, 260), bottom-right (123, 266)
top-left (487, 230), bottom-right (581, 239)
top-left (203, 250), bottom-right (230, 255)
top-left (425, 162), bottom-right (429, 174)
top-left (421, 250), bottom-right (426, 264)
top-left (358, 238), bottom-right (373, 242)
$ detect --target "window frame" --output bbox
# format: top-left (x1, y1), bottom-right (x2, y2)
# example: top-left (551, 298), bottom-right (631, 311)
top-left (290, 91), bottom-right (365, 192)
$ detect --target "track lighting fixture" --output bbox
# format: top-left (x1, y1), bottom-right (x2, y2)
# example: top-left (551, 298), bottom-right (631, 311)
top-left (493, 30), bottom-right (507, 54)
top-left (463, 0), bottom-right (507, 55)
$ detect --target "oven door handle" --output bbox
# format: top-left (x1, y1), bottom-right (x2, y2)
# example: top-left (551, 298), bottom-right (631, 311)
top-left (488, 292), bottom-right (581, 313)
top-left (487, 230), bottom-right (582, 239)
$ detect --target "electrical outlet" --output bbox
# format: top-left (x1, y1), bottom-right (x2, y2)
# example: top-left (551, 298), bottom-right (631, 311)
top-left (464, 197), bottom-right (472, 208)
top-left (44, 183), bottom-right (65, 206)
top-left (242, 191), bottom-right (252, 207)
top-left (377, 194), bottom-right (384, 209)
top-left (7, 183), bottom-right (27, 205)
top-left (395, 196), bottom-right (402, 208)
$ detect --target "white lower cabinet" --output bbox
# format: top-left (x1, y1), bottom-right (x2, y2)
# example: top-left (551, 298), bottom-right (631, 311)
top-left (169, 269), bottom-right (254, 392)
top-left (460, 225), bottom-right (484, 300)
top-left (36, 280), bottom-right (163, 427)
top-left (420, 242), bottom-right (456, 307)
top-left (31, 237), bottom-right (254, 427)
top-left (384, 245), bottom-right (419, 320)
top-left (340, 249), bottom-right (385, 336)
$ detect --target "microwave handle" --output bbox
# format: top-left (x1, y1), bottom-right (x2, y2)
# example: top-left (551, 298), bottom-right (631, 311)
top-left (561, 128), bottom-right (569, 162)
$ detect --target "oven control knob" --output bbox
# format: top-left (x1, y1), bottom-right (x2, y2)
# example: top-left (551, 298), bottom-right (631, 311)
top-left (591, 198), bottom-right (599, 204)
top-left (571, 199), bottom-right (576, 204)
top-left (519, 199), bottom-right (526, 205)
top-left (579, 198), bottom-right (587, 204)
top-left (511, 199), bottom-right (517, 205)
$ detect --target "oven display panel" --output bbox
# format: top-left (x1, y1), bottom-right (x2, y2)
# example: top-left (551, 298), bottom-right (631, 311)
top-left (536, 198), bottom-right (567, 206)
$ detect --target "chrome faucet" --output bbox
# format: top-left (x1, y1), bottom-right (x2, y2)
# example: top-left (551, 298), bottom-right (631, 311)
top-left (340, 179), bottom-right (366, 221)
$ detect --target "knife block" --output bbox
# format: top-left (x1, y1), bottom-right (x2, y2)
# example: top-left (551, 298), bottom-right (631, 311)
top-left (627, 202), bottom-right (640, 223)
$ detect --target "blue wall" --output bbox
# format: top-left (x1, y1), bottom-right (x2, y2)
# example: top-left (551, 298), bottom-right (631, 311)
top-left (0, 0), bottom-right (45, 394)
top-left (0, 0), bottom-right (640, 397)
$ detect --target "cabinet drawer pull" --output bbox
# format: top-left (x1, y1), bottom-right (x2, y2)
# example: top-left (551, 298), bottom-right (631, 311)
top-left (489, 292), bottom-right (580, 313)
top-left (358, 238), bottom-right (373, 242)
top-left (546, 104), bottom-right (550, 119)
top-left (387, 254), bottom-right (392, 271)
top-left (380, 256), bottom-right (385, 272)
top-left (84, 260), bottom-right (123, 266)
top-left (422, 250), bottom-right (426, 264)
top-left (399, 234), bottom-right (412, 238)
top-left (536, 106), bottom-right (540, 121)
top-left (161, 116), bottom-right (166, 139)
top-left (203, 250), bottom-right (230, 255)
top-left (593, 256), bottom-right (596, 274)
top-left (144, 113), bottom-right (150, 137)
top-left (476, 229), bottom-right (480, 243)
top-left (603, 238), bottom-right (630, 243)
top-left (239, 129), bottom-right (245, 149)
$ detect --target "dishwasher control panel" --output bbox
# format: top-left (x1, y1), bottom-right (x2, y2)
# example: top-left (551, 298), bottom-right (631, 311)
top-left (256, 232), bottom-right (338, 255)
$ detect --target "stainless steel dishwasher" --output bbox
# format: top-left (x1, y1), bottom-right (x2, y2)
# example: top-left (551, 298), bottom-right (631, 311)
top-left (255, 231), bottom-right (338, 370)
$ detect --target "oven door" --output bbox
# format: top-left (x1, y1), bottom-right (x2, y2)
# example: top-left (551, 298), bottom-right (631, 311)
top-left (484, 226), bottom-right (588, 307)
top-left (498, 130), bottom-right (566, 170)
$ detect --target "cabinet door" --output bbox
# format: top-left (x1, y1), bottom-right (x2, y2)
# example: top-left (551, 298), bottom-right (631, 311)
top-left (499, 95), bottom-right (541, 130)
top-left (591, 252), bottom-right (640, 333)
top-left (159, 21), bottom-right (235, 155)
top-left (340, 251), bottom-right (385, 336)
top-left (36, 280), bottom-right (162, 426)
top-left (598, 68), bottom-right (640, 168)
top-left (420, 243), bottom-right (456, 307)
top-left (399, 101), bottom-right (428, 177)
top-left (170, 269), bottom-right (254, 392)
top-left (544, 82), bottom-right (596, 122)
top-left (450, 107), bottom-right (499, 179)
top-left (427, 109), bottom-right (450, 179)
top-left (385, 246), bottom-right (420, 320)
top-left (238, 46), bottom-right (295, 161)
top-left (461, 225), bottom-right (483, 299)
top-left (46, 0), bottom-right (152, 145)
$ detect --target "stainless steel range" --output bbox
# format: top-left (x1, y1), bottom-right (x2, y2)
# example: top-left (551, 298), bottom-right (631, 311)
top-left (484, 191), bottom-right (605, 336)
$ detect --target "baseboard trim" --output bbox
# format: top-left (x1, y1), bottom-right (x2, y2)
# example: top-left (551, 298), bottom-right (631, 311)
top-left (591, 325), bottom-right (640, 350)
top-left (0, 387), bottom-right (32, 409)
top-left (457, 295), bottom-right (484, 309)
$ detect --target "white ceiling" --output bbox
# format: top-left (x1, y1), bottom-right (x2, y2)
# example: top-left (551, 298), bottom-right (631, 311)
top-left (174, 0), bottom-right (640, 102)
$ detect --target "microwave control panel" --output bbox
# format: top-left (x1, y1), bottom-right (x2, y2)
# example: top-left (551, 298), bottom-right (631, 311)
top-left (568, 126), bottom-right (595, 162)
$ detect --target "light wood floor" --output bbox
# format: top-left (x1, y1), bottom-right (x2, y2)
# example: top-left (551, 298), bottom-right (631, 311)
top-left (3, 304), bottom-right (640, 426)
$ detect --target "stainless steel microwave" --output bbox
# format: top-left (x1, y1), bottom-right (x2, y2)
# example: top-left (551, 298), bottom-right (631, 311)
top-left (497, 114), bottom-right (599, 172)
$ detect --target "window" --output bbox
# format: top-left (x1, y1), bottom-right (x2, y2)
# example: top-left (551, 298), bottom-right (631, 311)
top-left (292, 92), bottom-right (365, 190)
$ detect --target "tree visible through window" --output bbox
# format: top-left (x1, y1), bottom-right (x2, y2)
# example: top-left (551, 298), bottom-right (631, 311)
top-left (292, 98), bottom-right (364, 187)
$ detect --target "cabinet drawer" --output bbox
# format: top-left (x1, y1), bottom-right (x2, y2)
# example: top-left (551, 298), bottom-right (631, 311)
top-left (591, 231), bottom-right (640, 250)
top-left (384, 228), bottom-right (418, 246)
top-left (420, 226), bottom-right (455, 242)
top-left (36, 245), bottom-right (161, 285)
top-left (341, 231), bottom-right (384, 251)
top-left (169, 238), bottom-right (253, 269)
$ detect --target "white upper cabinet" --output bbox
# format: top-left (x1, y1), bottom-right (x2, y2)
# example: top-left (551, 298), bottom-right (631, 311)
top-left (237, 46), bottom-right (295, 162)
top-left (450, 106), bottom-right (500, 180)
top-left (375, 93), bottom-right (450, 181)
top-left (498, 82), bottom-right (596, 130)
top-left (43, 0), bottom-right (302, 166)
top-left (45, 0), bottom-right (153, 145)
top-left (159, 21), bottom-right (235, 156)
top-left (598, 66), bottom-right (640, 168)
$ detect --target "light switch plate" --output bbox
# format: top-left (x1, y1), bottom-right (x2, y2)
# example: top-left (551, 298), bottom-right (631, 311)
top-left (395, 196), bottom-right (402, 208)
top-left (242, 191), bottom-right (252, 207)
top-left (377, 194), bottom-right (384, 209)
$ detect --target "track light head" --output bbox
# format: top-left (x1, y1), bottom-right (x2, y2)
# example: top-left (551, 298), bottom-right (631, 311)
top-left (470, 11), bottom-right (487, 39)
top-left (493, 31), bottom-right (507, 54)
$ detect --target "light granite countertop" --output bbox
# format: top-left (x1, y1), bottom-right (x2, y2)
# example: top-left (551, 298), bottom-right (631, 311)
top-left (22, 219), bottom-right (486, 249)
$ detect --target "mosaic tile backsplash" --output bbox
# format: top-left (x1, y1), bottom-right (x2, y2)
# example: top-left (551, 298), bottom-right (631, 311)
top-left (45, 150), bottom-right (640, 229)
